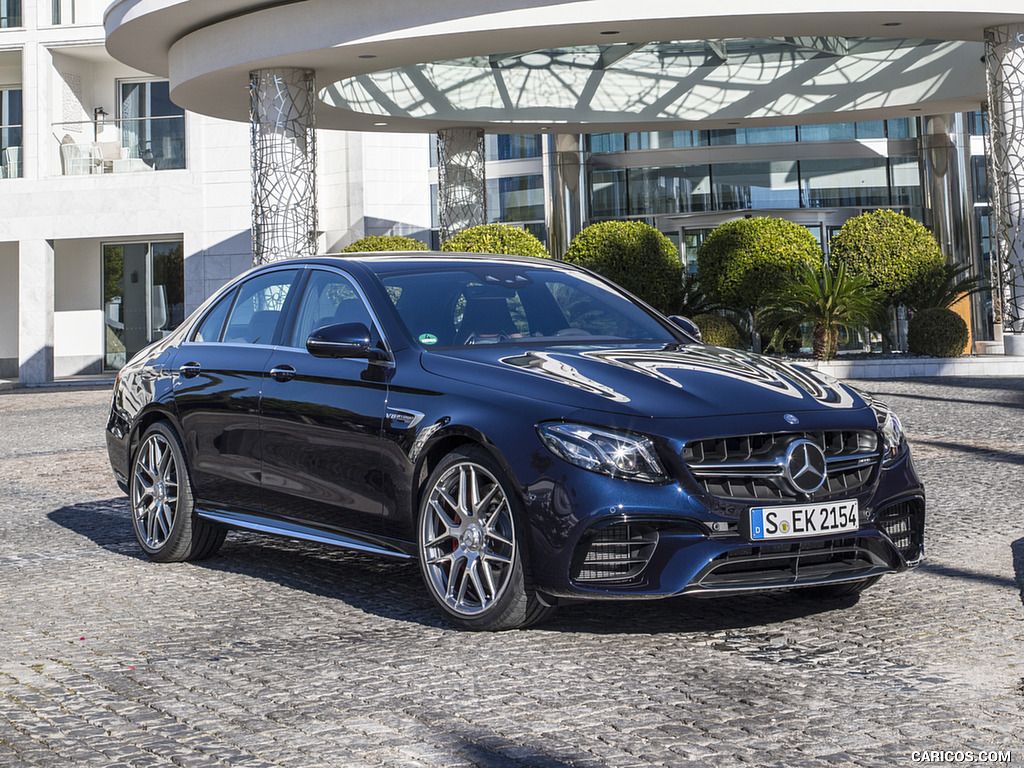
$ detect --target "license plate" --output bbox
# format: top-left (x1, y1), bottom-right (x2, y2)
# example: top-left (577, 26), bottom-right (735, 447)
top-left (748, 500), bottom-right (859, 541)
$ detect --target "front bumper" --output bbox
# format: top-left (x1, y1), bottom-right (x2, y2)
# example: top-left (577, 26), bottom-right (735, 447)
top-left (520, 444), bottom-right (925, 601)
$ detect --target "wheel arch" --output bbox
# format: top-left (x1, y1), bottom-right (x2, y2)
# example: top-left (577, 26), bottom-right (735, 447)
top-left (411, 426), bottom-right (516, 522)
top-left (128, 405), bottom-right (183, 466)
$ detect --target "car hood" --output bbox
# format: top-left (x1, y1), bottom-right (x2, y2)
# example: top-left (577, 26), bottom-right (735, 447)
top-left (420, 343), bottom-right (866, 419)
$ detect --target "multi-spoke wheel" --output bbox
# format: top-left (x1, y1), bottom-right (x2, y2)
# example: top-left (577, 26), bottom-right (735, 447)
top-left (418, 448), bottom-right (553, 630)
top-left (130, 422), bottom-right (225, 562)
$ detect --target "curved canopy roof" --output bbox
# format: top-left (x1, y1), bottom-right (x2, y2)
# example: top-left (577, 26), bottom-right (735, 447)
top-left (105, 0), bottom-right (1023, 131)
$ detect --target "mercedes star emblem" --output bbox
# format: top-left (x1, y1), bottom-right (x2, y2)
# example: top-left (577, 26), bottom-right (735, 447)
top-left (783, 439), bottom-right (827, 494)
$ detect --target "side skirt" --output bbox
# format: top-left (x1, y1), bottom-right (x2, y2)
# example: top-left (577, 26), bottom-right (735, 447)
top-left (196, 507), bottom-right (414, 560)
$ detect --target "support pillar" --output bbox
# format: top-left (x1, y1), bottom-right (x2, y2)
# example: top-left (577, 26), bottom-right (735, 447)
top-left (249, 68), bottom-right (318, 265)
top-left (437, 128), bottom-right (486, 243)
top-left (984, 25), bottom-right (1024, 343)
top-left (542, 134), bottom-right (587, 260)
top-left (18, 239), bottom-right (54, 384)
top-left (919, 114), bottom-right (983, 341)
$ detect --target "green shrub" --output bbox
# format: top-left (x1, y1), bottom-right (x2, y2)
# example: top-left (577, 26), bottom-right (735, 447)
top-left (696, 217), bottom-right (823, 315)
top-left (563, 220), bottom-right (682, 313)
top-left (441, 223), bottom-right (550, 258)
top-left (829, 210), bottom-right (945, 308)
top-left (340, 235), bottom-right (428, 253)
top-left (907, 307), bottom-right (969, 357)
top-left (693, 313), bottom-right (742, 349)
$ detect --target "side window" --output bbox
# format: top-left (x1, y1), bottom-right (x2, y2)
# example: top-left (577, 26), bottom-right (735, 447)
top-left (191, 289), bottom-right (234, 343)
top-left (222, 269), bottom-right (299, 345)
top-left (290, 270), bottom-right (373, 348)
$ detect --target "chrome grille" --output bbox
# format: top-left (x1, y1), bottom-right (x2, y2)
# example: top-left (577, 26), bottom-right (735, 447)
top-left (682, 430), bottom-right (879, 502)
top-left (573, 523), bottom-right (658, 582)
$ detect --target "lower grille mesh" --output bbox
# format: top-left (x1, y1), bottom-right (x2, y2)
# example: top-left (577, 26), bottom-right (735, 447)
top-left (875, 499), bottom-right (925, 561)
top-left (574, 523), bottom-right (658, 582)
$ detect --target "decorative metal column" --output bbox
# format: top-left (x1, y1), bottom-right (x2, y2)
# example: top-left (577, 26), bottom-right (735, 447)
top-left (542, 134), bottom-right (587, 260)
top-left (984, 26), bottom-right (1024, 340)
top-left (437, 128), bottom-right (486, 243)
top-left (249, 69), bottom-right (318, 264)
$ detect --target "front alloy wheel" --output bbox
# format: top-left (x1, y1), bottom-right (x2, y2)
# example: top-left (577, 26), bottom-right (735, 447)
top-left (418, 448), bottom-right (552, 630)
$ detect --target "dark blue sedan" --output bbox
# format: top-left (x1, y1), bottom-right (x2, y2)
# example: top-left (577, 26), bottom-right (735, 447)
top-left (106, 252), bottom-right (924, 629)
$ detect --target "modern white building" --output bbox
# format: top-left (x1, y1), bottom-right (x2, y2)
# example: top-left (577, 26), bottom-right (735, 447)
top-left (0, 0), bottom-right (430, 384)
top-left (5, 0), bottom-right (1024, 385)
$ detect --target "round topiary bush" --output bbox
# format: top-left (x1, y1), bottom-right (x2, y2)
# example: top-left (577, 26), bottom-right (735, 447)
top-left (695, 217), bottom-right (823, 315)
top-left (907, 307), bottom-right (969, 357)
top-left (340, 235), bottom-right (428, 252)
top-left (693, 313), bottom-right (742, 349)
top-left (828, 210), bottom-right (945, 309)
top-left (563, 220), bottom-right (682, 313)
top-left (441, 223), bottom-right (550, 258)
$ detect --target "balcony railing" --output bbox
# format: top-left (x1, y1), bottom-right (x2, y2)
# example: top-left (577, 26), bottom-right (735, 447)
top-left (1, 125), bottom-right (21, 179)
top-left (53, 115), bottom-right (186, 175)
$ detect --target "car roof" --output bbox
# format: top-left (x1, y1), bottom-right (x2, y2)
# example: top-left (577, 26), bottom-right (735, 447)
top-left (286, 251), bottom-right (568, 273)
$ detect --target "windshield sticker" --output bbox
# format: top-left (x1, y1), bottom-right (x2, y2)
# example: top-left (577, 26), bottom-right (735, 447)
top-left (419, 333), bottom-right (438, 345)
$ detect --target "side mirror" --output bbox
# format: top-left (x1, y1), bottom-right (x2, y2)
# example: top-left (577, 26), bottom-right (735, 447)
top-left (307, 322), bottom-right (382, 360)
top-left (668, 315), bottom-right (702, 343)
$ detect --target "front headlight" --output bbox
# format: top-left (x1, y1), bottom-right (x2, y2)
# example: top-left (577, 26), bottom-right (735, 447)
top-left (537, 423), bottom-right (668, 483)
top-left (874, 403), bottom-right (908, 466)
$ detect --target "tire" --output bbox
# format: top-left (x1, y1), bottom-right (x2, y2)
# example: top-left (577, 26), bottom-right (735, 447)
top-left (129, 422), bottom-right (226, 562)
top-left (417, 447), bottom-right (554, 630)
top-left (797, 576), bottom-right (880, 601)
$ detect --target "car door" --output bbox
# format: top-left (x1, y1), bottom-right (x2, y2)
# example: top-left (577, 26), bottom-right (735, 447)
top-left (173, 266), bottom-right (301, 511)
top-left (258, 267), bottom-right (391, 535)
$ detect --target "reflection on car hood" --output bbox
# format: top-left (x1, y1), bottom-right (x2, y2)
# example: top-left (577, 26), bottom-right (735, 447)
top-left (421, 343), bottom-right (864, 418)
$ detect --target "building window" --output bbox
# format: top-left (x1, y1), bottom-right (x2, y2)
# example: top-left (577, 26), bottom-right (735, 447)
top-left (713, 161), bottom-right (800, 209)
top-left (627, 131), bottom-right (706, 150)
top-left (118, 80), bottom-right (186, 170)
top-left (709, 126), bottom-right (797, 145)
top-left (487, 174), bottom-right (545, 223)
top-left (51, 0), bottom-right (74, 24)
top-left (103, 241), bottom-right (184, 370)
top-left (627, 165), bottom-right (712, 215)
top-left (800, 157), bottom-right (890, 208)
top-left (0, 0), bottom-right (21, 27)
top-left (485, 134), bottom-right (543, 161)
top-left (889, 156), bottom-right (922, 207)
top-left (591, 169), bottom-right (628, 218)
top-left (588, 133), bottom-right (626, 153)
top-left (0, 88), bottom-right (21, 179)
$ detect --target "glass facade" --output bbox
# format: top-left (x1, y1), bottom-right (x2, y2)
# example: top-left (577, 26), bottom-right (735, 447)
top-left (588, 155), bottom-right (920, 216)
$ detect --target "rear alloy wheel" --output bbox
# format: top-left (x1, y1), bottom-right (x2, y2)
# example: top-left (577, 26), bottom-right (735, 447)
top-left (418, 448), bottom-right (552, 630)
top-left (130, 422), bottom-right (225, 562)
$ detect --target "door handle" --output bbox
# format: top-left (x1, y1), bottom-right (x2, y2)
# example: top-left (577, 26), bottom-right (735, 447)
top-left (178, 362), bottom-right (201, 378)
top-left (269, 365), bottom-right (296, 382)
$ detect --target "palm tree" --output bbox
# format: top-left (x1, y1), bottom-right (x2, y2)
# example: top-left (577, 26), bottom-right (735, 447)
top-left (906, 262), bottom-right (988, 311)
top-left (761, 262), bottom-right (885, 361)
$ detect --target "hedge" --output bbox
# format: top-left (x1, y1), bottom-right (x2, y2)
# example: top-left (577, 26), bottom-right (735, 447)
top-left (340, 235), bottom-right (428, 253)
top-left (695, 217), bottom-right (823, 314)
top-left (563, 220), bottom-right (682, 313)
top-left (441, 223), bottom-right (550, 258)
top-left (828, 210), bottom-right (945, 308)
top-left (693, 313), bottom-right (742, 349)
top-left (907, 307), bottom-right (969, 357)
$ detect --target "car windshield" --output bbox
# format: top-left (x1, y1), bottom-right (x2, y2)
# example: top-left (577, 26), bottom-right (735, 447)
top-left (377, 263), bottom-right (677, 348)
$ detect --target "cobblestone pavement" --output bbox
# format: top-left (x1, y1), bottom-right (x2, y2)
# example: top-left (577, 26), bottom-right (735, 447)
top-left (0, 380), bottom-right (1021, 768)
